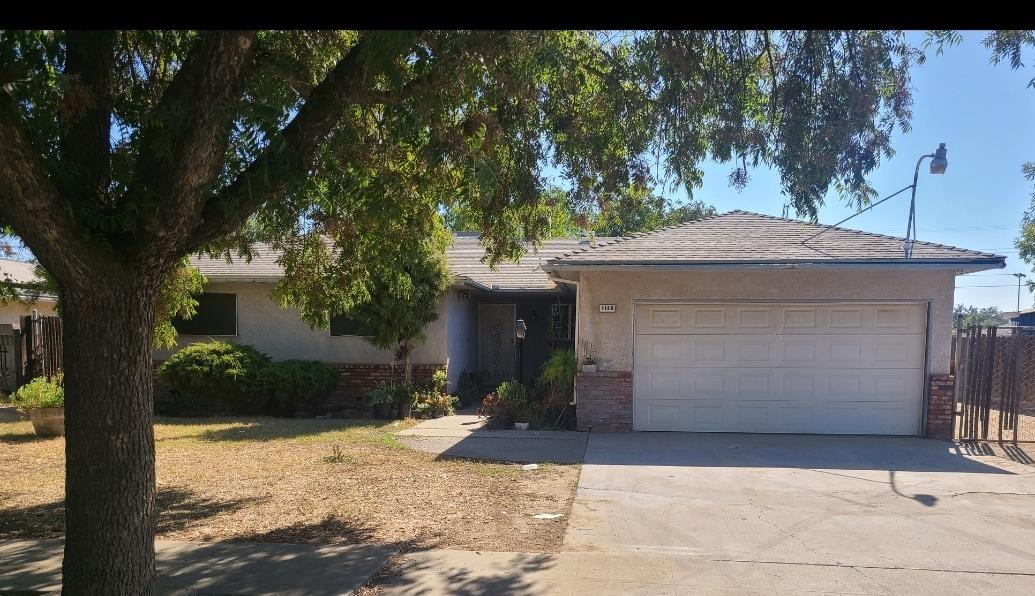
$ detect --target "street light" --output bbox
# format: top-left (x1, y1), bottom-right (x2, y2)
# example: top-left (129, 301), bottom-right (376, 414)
top-left (1013, 273), bottom-right (1028, 311)
top-left (904, 143), bottom-right (948, 257)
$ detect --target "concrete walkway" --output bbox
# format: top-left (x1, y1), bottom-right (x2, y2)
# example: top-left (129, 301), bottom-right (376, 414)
top-left (0, 539), bottom-right (394, 595)
top-left (396, 411), bottom-right (587, 464)
top-left (375, 549), bottom-right (1035, 595)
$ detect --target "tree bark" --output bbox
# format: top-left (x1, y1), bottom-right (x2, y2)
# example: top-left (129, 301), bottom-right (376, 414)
top-left (60, 277), bottom-right (160, 595)
top-left (402, 339), bottom-right (413, 384)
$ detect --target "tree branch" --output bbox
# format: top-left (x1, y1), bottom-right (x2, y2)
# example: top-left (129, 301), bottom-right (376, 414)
top-left (59, 30), bottom-right (116, 209)
top-left (125, 30), bottom-right (258, 258)
top-left (0, 92), bottom-right (111, 282)
top-left (184, 31), bottom-right (423, 251)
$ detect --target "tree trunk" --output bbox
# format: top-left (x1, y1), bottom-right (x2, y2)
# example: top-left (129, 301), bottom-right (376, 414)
top-left (402, 339), bottom-right (413, 384)
top-left (61, 279), bottom-right (159, 595)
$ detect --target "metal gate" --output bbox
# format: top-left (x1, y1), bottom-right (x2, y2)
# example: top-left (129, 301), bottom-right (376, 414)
top-left (954, 326), bottom-right (1035, 443)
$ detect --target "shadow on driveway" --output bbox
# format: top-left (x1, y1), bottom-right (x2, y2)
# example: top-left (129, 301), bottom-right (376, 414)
top-left (582, 432), bottom-right (1016, 473)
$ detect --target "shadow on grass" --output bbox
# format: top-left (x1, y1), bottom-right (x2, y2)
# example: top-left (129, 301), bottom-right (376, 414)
top-left (0, 487), bottom-right (262, 540)
top-left (155, 416), bottom-right (398, 443)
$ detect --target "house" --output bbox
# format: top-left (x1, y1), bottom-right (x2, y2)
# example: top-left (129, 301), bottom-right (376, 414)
top-left (546, 210), bottom-right (1006, 438)
top-left (161, 235), bottom-right (601, 408)
top-left (0, 258), bottom-right (58, 330)
top-left (1002, 307), bottom-right (1035, 327)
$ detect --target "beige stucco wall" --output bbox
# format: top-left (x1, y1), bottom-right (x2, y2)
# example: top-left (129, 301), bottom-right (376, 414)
top-left (575, 268), bottom-right (956, 375)
top-left (0, 300), bottom-right (57, 330)
top-left (156, 281), bottom-right (449, 365)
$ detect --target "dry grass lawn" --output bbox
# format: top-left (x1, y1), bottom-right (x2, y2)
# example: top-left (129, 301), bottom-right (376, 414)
top-left (0, 417), bottom-right (580, 552)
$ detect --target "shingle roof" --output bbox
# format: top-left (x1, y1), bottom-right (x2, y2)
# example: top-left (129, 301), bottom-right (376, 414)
top-left (548, 210), bottom-right (1006, 268)
top-left (191, 236), bottom-right (610, 291)
top-left (0, 259), bottom-right (42, 285)
top-left (447, 234), bottom-right (611, 291)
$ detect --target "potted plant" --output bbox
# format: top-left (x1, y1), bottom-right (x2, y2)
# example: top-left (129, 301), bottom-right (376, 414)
top-left (11, 375), bottom-right (65, 437)
top-left (582, 341), bottom-right (598, 373)
top-left (395, 382), bottom-right (413, 419)
top-left (367, 384), bottom-right (394, 420)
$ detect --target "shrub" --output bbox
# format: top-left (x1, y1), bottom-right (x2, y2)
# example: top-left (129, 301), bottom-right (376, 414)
top-left (479, 381), bottom-right (541, 426)
top-left (256, 360), bottom-right (339, 417)
top-left (411, 386), bottom-right (458, 419)
top-left (11, 376), bottom-right (64, 410)
top-left (538, 349), bottom-right (576, 410)
top-left (157, 341), bottom-right (270, 415)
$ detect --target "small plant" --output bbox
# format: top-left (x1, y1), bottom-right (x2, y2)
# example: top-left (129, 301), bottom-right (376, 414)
top-left (582, 341), bottom-right (597, 365)
top-left (324, 444), bottom-right (349, 464)
top-left (480, 381), bottom-right (542, 427)
top-left (456, 371), bottom-right (486, 407)
top-left (10, 375), bottom-right (64, 410)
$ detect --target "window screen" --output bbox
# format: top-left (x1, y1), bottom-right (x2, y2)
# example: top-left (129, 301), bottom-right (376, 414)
top-left (172, 293), bottom-right (237, 336)
top-left (330, 313), bottom-right (372, 337)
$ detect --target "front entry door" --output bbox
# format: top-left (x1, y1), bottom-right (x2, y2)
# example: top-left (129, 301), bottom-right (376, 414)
top-left (478, 304), bottom-right (516, 386)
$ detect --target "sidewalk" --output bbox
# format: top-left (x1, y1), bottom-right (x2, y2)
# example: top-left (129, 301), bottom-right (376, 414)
top-left (0, 539), bottom-right (394, 595)
top-left (396, 411), bottom-right (587, 464)
top-left (373, 549), bottom-right (1035, 595)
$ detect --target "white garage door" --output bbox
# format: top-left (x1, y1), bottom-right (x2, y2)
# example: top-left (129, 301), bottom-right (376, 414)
top-left (633, 302), bottom-right (927, 434)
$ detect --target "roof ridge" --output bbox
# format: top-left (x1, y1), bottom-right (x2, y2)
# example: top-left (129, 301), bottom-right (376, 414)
top-left (732, 210), bottom-right (1002, 260)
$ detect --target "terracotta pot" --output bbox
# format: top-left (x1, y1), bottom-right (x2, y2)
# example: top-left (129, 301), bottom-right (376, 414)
top-left (29, 407), bottom-right (64, 437)
top-left (582, 364), bottom-right (597, 373)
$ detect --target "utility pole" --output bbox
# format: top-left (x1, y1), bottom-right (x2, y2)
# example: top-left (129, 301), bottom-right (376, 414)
top-left (1013, 273), bottom-right (1028, 311)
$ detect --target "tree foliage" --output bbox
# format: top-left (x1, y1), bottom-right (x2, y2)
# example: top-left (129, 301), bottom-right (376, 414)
top-left (953, 304), bottom-right (1006, 329)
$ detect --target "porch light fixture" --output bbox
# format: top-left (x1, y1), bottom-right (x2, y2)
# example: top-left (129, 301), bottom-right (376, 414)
top-left (515, 319), bottom-right (527, 340)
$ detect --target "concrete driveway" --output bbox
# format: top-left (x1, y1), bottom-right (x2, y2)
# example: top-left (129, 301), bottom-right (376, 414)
top-left (566, 433), bottom-right (1035, 576)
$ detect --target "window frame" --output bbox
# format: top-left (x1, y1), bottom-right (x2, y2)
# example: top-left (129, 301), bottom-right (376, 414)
top-left (329, 313), bottom-right (373, 338)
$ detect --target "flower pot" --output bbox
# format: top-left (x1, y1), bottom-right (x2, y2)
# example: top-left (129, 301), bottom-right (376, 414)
top-left (29, 407), bottom-right (64, 437)
top-left (582, 364), bottom-right (597, 373)
top-left (398, 400), bottom-right (412, 419)
top-left (373, 403), bottom-right (392, 420)
top-left (513, 422), bottom-right (530, 430)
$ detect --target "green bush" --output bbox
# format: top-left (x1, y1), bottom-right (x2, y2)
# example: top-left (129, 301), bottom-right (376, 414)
top-left (157, 341), bottom-right (270, 415)
top-left (256, 360), bottom-right (340, 416)
top-left (479, 381), bottom-right (541, 426)
top-left (411, 384), bottom-right (458, 419)
top-left (11, 376), bottom-right (64, 410)
top-left (158, 342), bottom-right (341, 417)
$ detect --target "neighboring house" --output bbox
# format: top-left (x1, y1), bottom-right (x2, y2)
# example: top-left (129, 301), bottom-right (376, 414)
top-left (159, 235), bottom-right (601, 405)
top-left (0, 258), bottom-right (58, 330)
top-left (546, 211), bottom-right (1005, 439)
top-left (1002, 307), bottom-right (1035, 327)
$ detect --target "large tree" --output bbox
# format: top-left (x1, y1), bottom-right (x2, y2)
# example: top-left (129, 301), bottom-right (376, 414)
top-left (0, 30), bottom-right (920, 593)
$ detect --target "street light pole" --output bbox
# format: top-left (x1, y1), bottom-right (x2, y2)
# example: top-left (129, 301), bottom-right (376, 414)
top-left (904, 143), bottom-right (948, 258)
top-left (1013, 273), bottom-right (1028, 311)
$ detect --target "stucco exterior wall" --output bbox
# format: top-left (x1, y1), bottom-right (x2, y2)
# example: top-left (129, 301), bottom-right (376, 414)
top-left (444, 288), bottom-right (478, 390)
top-left (0, 300), bottom-right (57, 330)
top-left (156, 281), bottom-right (449, 365)
top-left (576, 268), bottom-right (956, 375)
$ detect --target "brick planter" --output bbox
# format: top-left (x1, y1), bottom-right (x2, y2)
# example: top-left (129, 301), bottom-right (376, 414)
top-left (575, 371), bottom-right (632, 432)
top-left (925, 373), bottom-right (955, 440)
top-left (324, 363), bottom-right (445, 413)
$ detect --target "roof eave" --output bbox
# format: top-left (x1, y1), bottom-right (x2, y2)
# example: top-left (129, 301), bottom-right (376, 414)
top-left (547, 258), bottom-right (1006, 274)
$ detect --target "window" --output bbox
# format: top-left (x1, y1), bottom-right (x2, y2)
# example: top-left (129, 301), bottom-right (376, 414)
top-left (551, 303), bottom-right (575, 341)
top-left (172, 293), bottom-right (237, 336)
top-left (330, 313), bottom-right (372, 337)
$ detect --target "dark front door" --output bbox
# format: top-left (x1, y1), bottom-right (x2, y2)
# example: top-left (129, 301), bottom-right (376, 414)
top-left (478, 304), bottom-right (516, 386)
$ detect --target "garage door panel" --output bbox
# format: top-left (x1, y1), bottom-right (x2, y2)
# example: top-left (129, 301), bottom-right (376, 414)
top-left (635, 367), bottom-right (922, 402)
top-left (634, 398), bottom-right (921, 434)
top-left (635, 334), bottom-right (925, 369)
top-left (633, 301), bottom-right (926, 435)
top-left (634, 303), bottom-right (926, 335)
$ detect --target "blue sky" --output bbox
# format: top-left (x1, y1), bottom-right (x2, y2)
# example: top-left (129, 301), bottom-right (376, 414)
top-left (672, 31), bottom-right (1034, 312)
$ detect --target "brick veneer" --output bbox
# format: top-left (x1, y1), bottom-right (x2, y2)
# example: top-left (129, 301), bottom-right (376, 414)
top-left (925, 373), bottom-right (955, 440)
top-left (575, 371), bottom-right (633, 432)
top-left (324, 363), bottom-right (445, 412)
